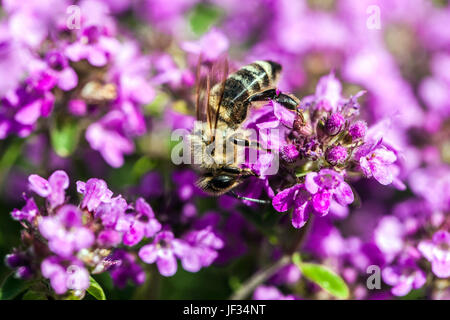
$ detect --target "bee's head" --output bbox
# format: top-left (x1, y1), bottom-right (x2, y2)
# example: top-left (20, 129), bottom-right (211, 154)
top-left (196, 173), bottom-right (242, 196)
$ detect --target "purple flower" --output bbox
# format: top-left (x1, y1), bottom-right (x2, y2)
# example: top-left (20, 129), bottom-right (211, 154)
top-left (181, 28), bottom-right (229, 62)
top-left (85, 111), bottom-right (135, 168)
top-left (77, 178), bottom-right (113, 212)
top-left (151, 54), bottom-right (194, 88)
top-left (241, 101), bottom-right (295, 156)
top-left (65, 26), bottom-right (119, 67)
top-left (374, 216), bottom-right (405, 264)
top-left (94, 195), bottom-right (131, 247)
top-left (135, 0), bottom-right (195, 31)
top-left (313, 72), bottom-right (343, 112)
top-left (138, 231), bottom-right (186, 277)
top-left (326, 146), bottom-right (348, 165)
top-left (348, 120), bottom-right (367, 140)
top-left (108, 249), bottom-right (146, 288)
top-left (45, 50), bottom-right (78, 91)
top-left (68, 99), bottom-right (87, 116)
top-left (418, 231), bottom-right (450, 278)
top-left (7, 169), bottom-right (163, 295)
top-left (253, 285), bottom-right (296, 300)
top-left (41, 257), bottom-right (90, 295)
top-left (409, 166), bottom-right (450, 212)
top-left (272, 184), bottom-right (312, 228)
top-left (94, 195), bottom-right (128, 228)
top-left (179, 226), bottom-right (224, 272)
top-left (109, 40), bottom-right (154, 133)
top-left (5, 251), bottom-right (33, 279)
top-left (325, 113), bottom-right (345, 135)
top-left (28, 170), bottom-right (69, 208)
top-left (11, 197), bottom-right (39, 222)
top-left (280, 144), bottom-right (299, 163)
top-left (305, 169), bottom-right (354, 216)
top-left (382, 256), bottom-right (426, 297)
top-left (1, 71), bottom-right (56, 139)
top-left (123, 198), bottom-right (161, 246)
top-left (39, 205), bottom-right (95, 258)
top-left (357, 145), bottom-right (397, 186)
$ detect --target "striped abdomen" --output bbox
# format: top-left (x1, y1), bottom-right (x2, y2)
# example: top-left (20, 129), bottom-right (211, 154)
top-left (211, 60), bottom-right (282, 129)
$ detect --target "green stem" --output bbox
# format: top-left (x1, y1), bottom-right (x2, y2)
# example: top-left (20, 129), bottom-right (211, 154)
top-left (229, 216), bottom-right (315, 300)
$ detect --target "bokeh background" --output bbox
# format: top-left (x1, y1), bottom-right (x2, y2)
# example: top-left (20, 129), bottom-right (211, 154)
top-left (0, 0), bottom-right (449, 299)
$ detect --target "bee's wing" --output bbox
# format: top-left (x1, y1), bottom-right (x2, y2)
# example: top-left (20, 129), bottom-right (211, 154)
top-left (195, 54), bottom-right (230, 138)
top-left (209, 55), bottom-right (229, 135)
top-left (195, 55), bottom-right (208, 123)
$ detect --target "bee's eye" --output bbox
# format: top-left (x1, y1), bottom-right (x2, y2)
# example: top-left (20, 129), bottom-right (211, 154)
top-left (210, 175), bottom-right (236, 189)
top-left (222, 166), bottom-right (241, 174)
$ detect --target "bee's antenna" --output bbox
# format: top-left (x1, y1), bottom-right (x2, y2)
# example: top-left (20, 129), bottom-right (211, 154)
top-left (229, 191), bottom-right (271, 204)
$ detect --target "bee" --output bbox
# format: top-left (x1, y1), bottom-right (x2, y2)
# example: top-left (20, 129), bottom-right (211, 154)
top-left (188, 57), bottom-right (300, 202)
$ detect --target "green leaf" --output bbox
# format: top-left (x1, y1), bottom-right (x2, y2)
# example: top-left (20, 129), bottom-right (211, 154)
top-left (131, 157), bottom-right (156, 181)
top-left (0, 274), bottom-right (31, 300)
top-left (189, 4), bottom-right (223, 35)
top-left (50, 120), bottom-right (80, 157)
top-left (0, 139), bottom-right (24, 186)
top-left (22, 290), bottom-right (48, 300)
top-left (87, 276), bottom-right (106, 300)
top-left (400, 287), bottom-right (427, 300)
top-left (295, 261), bottom-right (349, 299)
top-left (292, 252), bottom-right (302, 266)
top-left (144, 92), bottom-right (169, 116)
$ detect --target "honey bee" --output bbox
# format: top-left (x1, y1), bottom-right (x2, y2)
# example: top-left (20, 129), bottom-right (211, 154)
top-left (188, 57), bottom-right (300, 202)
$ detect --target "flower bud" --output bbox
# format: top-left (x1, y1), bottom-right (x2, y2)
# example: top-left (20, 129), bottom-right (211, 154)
top-left (68, 99), bottom-right (87, 116)
top-left (326, 146), bottom-right (348, 165)
top-left (325, 113), bottom-right (345, 136)
top-left (5, 253), bottom-right (24, 268)
top-left (348, 120), bottom-right (367, 140)
top-left (281, 144), bottom-right (300, 163)
top-left (15, 265), bottom-right (33, 280)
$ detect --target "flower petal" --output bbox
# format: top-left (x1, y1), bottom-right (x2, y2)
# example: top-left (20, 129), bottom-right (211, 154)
top-left (28, 174), bottom-right (51, 197)
top-left (371, 161), bottom-right (393, 185)
top-left (312, 191), bottom-right (331, 216)
top-left (123, 222), bottom-right (144, 246)
top-left (181, 249), bottom-right (202, 273)
top-left (305, 172), bottom-right (319, 194)
top-left (291, 202), bottom-right (309, 229)
top-left (58, 67), bottom-right (78, 91)
top-left (156, 251), bottom-right (178, 277)
top-left (431, 260), bottom-right (450, 278)
top-left (272, 184), bottom-right (302, 212)
top-left (48, 170), bottom-right (69, 208)
top-left (138, 244), bottom-right (158, 264)
top-left (334, 182), bottom-right (354, 206)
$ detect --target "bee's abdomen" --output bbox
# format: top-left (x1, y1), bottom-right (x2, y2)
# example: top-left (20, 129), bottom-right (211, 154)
top-left (217, 61), bottom-right (281, 127)
top-left (222, 61), bottom-right (281, 104)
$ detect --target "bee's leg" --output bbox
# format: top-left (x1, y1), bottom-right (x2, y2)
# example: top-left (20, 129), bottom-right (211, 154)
top-left (228, 190), bottom-right (271, 204)
top-left (222, 167), bottom-right (270, 203)
top-left (247, 89), bottom-right (300, 111)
